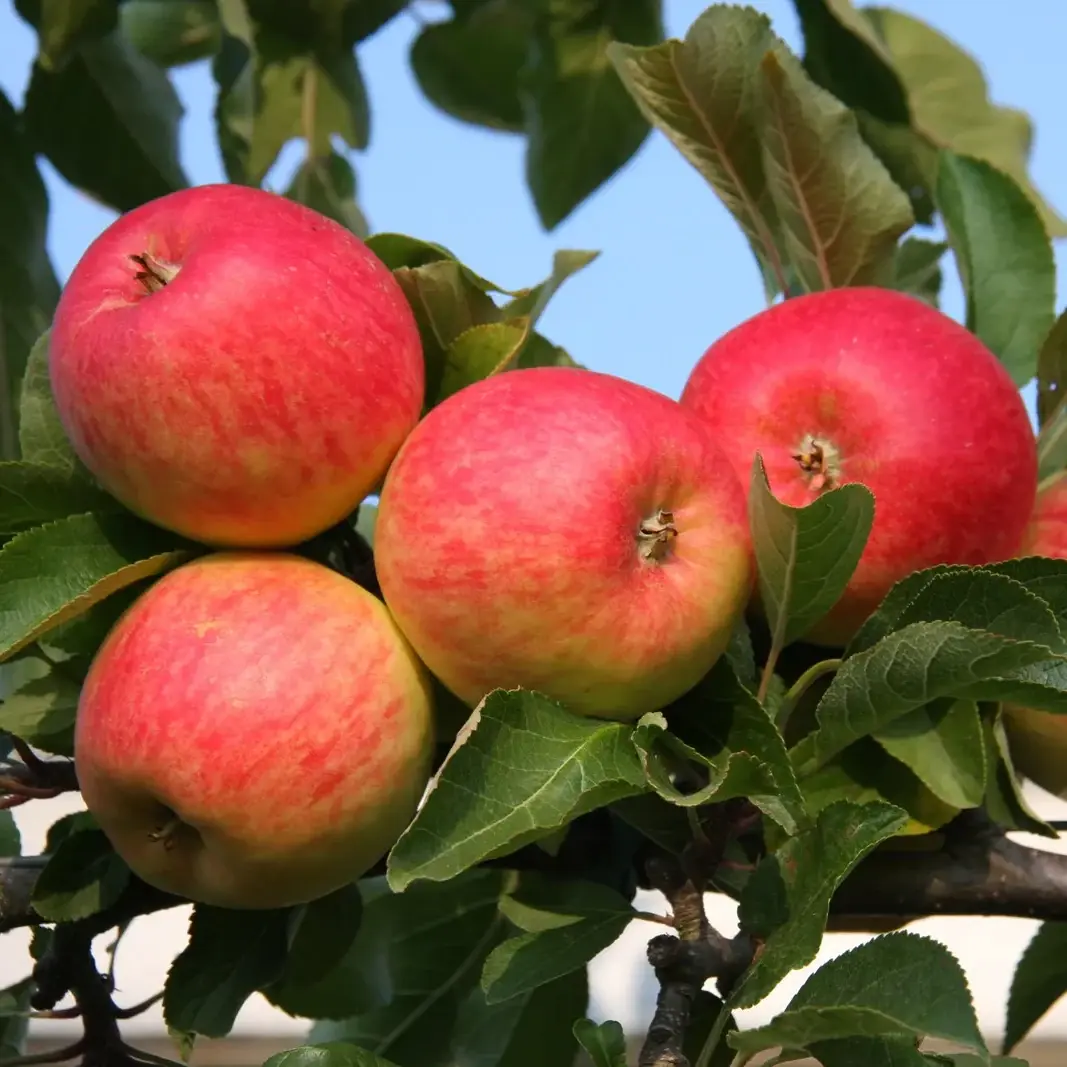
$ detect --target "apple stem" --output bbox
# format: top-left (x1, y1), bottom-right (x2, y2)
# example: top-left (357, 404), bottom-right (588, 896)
top-left (637, 509), bottom-right (678, 562)
top-left (128, 252), bottom-right (180, 294)
top-left (147, 815), bottom-right (182, 851)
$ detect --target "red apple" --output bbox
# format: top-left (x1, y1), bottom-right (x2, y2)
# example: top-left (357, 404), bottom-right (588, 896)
top-left (74, 553), bottom-right (434, 909)
top-left (374, 366), bottom-right (753, 720)
top-left (50, 184), bottom-right (423, 548)
top-left (680, 287), bottom-right (1037, 646)
top-left (1003, 472), bottom-right (1067, 797)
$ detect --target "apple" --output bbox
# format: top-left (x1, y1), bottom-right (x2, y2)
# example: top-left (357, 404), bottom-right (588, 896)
top-left (50, 183), bottom-right (423, 548)
top-left (374, 366), bottom-right (753, 720)
top-left (680, 287), bottom-right (1037, 646)
top-left (74, 553), bottom-right (434, 909)
top-left (1003, 472), bottom-right (1067, 797)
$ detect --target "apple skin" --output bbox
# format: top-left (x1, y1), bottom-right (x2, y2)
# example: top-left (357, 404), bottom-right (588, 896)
top-left (50, 184), bottom-right (423, 548)
top-left (74, 553), bottom-right (434, 910)
top-left (1003, 473), bottom-right (1067, 797)
top-left (374, 366), bottom-right (753, 720)
top-left (680, 287), bottom-right (1037, 646)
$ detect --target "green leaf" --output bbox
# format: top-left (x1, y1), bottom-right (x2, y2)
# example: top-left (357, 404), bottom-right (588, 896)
top-left (631, 659), bottom-right (805, 834)
top-left (728, 932), bottom-right (985, 1056)
top-left (757, 45), bottom-right (914, 291)
top-left (273, 884), bottom-right (364, 994)
top-left (1038, 406), bottom-right (1067, 486)
top-left (799, 620), bottom-right (1067, 773)
top-left (892, 238), bottom-right (947, 307)
top-left (163, 905), bottom-right (291, 1039)
top-left (1004, 921), bottom-right (1067, 1053)
top-left (523, 0), bottom-right (662, 230)
top-left (608, 6), bottom-right (787, 295)
top-left (935, 151), bottom-right (1055, 387)
top-left (0, 812), bottom-right (20, 857)
top-left (873, 698), bottom-right (986, 810)
top-left (33, 0), bottom-right (118, 70)
top-left (502, 250), bottom-right (599, 325)
top-left (119, 0), bottom-right (223, 68)
top-left (18, 332), bottom-right (84, 477)
top-left (31, 823), bottom-right (130, 921)
top-left (808, 1036), bottom-right (929, 1067)
top-left (0, 94), bottom-right (60, 459)
top-left (386, 690), bottom-right (647, 892)
top-left (489, 970), bottom-right (589, 1067)
top-left (437, 319), bottom-right (532, 404)
top-left (481, 877), bottom-right (633, 1003)
top-left (732, 800), bottom-right (906, 1008)
top-left (573, 1019), bottom-right (627, 1067)
top-left (0, 980), bottom-right (32, 1061)
top-left (748, 455), bottom-right (874, 649)
top-left (0, 668), bottom-right (79, 755)
top-left (309, 871), bottom-right (513, 1063)
top-left (23, 30), bottom-right (188, 212)
top-left (263, 1045), bottom-right (402, 1067)
top-left (0, 512), bottom-right (193, 662)
top-left (285, 150), bottom-right (368, 237)
top-left (1037, 309), bottom-right (1067, 430)
top-left (410, 1), bottom-right (533, 132)
top-left (862, 5), bottom-right (1067, 237)
top-left (983, 708), bottom-right (1057, 838)
top-left (0, 462), bottom-right (113, 535)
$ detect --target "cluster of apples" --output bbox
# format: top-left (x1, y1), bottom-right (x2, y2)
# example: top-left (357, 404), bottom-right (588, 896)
top-left (48, 183), bottom-right (1055, 912)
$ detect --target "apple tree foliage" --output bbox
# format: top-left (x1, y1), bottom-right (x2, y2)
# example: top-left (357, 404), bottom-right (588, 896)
top-left (3, 1), bottom-right (1067, 1066)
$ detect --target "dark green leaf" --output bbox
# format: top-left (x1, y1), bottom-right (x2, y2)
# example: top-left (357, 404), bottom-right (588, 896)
top-left (809, 1036), bottom-right (929, 1067)
top-left (682, 992), bottom-right (735, 1067)
top-left (34, 0), bottom-right (118, 70)
top-left (481, 877), bottom-right (633, 1003)
top-left (410, 1), bottom-right (533, 132)
top-left (984, 709), bottom-right (1057, 838)
top-left (892, 238), bottom-right (947, 306)
top-left (0, 512), bottom-right (193, 662)
top-left (309, 871), bottom-right (512, 1064)
top-left (387, 691), bottom-right (646, 892)
top-left (0, 462), bottom-right (114, 535)
top-left (23, 30), bottom-right (188, 212)
top-left (523, 0), bottom-right (662, 230)
top-left (18, 332), bottom-right (85, 477)
top-left (511, 332), bottom-right (581, 371)
top-left (273, 884), bottom-right (364, 996)
top-left (757, 45), bottom-right (914, 291)
top-left (732, 800), bottom-right (906, 1008)
top-left (0, 95), bottom-right (59, 461)
top-left (285, 150), bottom-right (368, 237)
top-left (0, 667), bottom-right (79, 755)
top-left (31, 824), bottom-right (130, 921)
top-left (1037, 309), bottom-right (1067, 429)
top-left (0, 980), bottom-right (32, 1061)
top-left (489, 970), bottom-right (589, 1067)
top-left (935, 151), bottom-right (1055, 387)
top-left (798, 621), bottom-right (1067, 774)
top-left (748, 454), bottom-right (874, 648)
top-left (862, 5), bottom-right (1067, 237)
top-left (873, 698), bottom-right (986, 810)
top-left (609, 6), bottom-right (787, 296)
top-left (573, 1018), bottom-right (627, 1067)
top-left (1004, 921), bottom-right (1067, 1052)
top-left (263, 1043), bottom-right (401, 1067)
top-left (0, 812), bottom-right (20, 857)
top-left (609, 793), bottom-right (691, 856)
top-left (119, 0), bottom-right (223, 68)
top-left (729, 932), bottom-right (985, 1056)
top-left (163, 905), bottom-right (290, 1039)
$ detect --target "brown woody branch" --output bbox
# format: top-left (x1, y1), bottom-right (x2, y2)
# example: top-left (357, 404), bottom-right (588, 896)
top-left (0, 738), bottom-right (79, 810)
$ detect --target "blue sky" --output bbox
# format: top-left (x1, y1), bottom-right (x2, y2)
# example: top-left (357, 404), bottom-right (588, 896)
top-left (3, 0), bottom-right (1067, 408)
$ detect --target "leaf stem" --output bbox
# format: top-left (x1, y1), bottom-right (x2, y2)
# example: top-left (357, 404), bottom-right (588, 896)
top-left (633, 909), bottom-right (675, 927)
top-left (775, 658), bottom-right (842, 731)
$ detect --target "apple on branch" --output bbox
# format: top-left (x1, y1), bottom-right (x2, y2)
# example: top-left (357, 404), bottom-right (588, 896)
top-left (374, 365), bottom-right (753, 720)
top-left (49, 183), bottom-right (424, 548)
top-left (74, 553), bottom-right (435, 910)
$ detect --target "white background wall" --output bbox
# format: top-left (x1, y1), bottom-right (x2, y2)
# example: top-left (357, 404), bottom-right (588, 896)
top-left (5, 785), bottom-right (1067, 1046)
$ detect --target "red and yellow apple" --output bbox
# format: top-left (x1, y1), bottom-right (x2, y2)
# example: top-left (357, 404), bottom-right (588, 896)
top-left (374, 366), bottom-right (753, 720)
top-left (680, 287), bottom-right (1037, 646)
top-left (1003, 472), bottom-right (1067, 797)
top-left (50, 184), bottom-right (423, 548)
top-left (74, 553), bottom-right (434, 909)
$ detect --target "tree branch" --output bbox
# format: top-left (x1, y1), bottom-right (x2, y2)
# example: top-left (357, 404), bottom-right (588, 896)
top-left (0, 739), bottom-right (79, 810)
top-left (830, 812), bottom-right (1067, 923)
